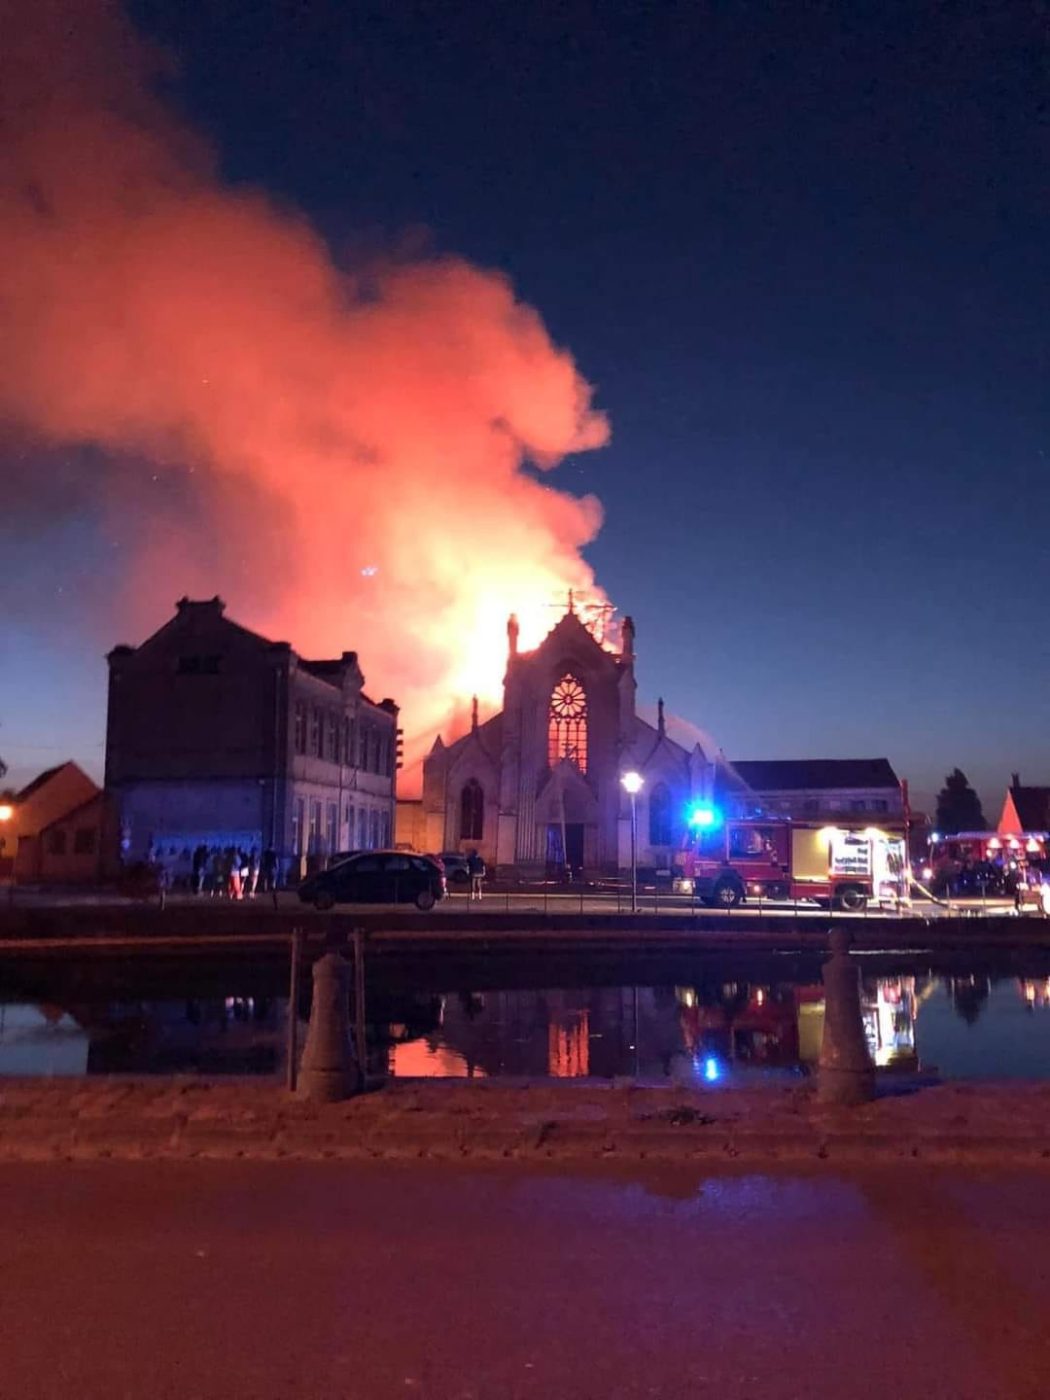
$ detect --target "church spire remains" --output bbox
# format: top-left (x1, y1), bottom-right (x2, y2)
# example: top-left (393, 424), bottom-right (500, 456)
top-left (621, 614), bottom-right (635, 662)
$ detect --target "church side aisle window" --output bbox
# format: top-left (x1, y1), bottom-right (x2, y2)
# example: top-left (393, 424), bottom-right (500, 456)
top-left (460, 779), bottom-right (484, 840)
top-left (649, 783), bottom-right (673, 846)
top-left (548, 674), bottom-right (588, 773)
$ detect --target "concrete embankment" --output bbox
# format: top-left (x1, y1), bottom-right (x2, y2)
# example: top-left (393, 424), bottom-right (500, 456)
top-left (3, 901), bottom-right (1050, 957)
top-left (4, 1077), bottom-right (1050, 1167)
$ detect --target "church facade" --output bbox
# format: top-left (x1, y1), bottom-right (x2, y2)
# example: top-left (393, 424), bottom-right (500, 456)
top-left (421, 606), bottom-right (720, 876)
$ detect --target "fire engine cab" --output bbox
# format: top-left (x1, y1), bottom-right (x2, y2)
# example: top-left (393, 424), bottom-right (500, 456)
top-left (674, 810), bottom-right (906, 911)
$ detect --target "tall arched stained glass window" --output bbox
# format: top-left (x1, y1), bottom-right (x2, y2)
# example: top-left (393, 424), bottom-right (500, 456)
top-left (649, 783), bottom-right (673, 846)
top-left (460, 779), bottom-right (484, 840)
top-left (548, 674), bottom-right (588, 773)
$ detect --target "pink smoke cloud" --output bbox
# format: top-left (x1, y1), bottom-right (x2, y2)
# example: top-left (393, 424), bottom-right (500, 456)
top-left (0, 0), bottom-right (610, 787)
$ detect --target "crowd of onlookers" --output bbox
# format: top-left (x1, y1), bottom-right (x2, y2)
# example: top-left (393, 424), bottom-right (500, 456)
top-left (146, 844), bottom-right (282, 898)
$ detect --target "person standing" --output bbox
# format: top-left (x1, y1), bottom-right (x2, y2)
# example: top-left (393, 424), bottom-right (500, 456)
top-left (224, 846), bottom-right (240, 900)
top-left (467, 848), bottom-right (486, 902)
top-left (247, 847), bottom-right (260, 897)
top-left (191, 843), bottom-right (208, 895)
top-left (260, 847), bottom-right (277, 893)
top-left (207, 847), bottom-right (223, 896)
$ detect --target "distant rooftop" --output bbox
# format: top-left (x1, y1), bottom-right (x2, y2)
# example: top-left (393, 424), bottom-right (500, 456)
top-left (1007, 785), bottom-right (1050, 831)
top-left (732, 758), bottom-right (900, 792)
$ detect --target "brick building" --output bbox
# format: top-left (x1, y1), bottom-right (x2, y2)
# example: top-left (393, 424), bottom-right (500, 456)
top-left (105, 598), bottom-right (398, 876)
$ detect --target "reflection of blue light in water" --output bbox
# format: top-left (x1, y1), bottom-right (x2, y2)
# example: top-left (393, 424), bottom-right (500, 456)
top-left (702, 1056), bottom-right (722, 1082)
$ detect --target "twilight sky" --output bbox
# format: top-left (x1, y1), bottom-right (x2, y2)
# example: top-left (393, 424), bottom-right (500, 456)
top-left (2, 0), bottom-right (1048, 815)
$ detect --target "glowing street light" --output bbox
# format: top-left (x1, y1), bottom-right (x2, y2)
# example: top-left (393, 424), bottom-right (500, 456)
top-left (0, 803), bottom-right (12, 905)
top-left (621, 771), bottom-right (643, 913)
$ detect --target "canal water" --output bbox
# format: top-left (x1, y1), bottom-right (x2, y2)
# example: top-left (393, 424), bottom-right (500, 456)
top-left (5, 965), bottom-right (1050, 1083)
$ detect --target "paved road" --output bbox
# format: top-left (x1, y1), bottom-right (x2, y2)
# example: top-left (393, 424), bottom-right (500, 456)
top-left (4, 1161), bottom-right (1050, 1399)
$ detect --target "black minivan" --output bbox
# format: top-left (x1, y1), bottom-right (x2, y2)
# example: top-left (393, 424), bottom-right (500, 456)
top-left (298, 850), bottom-right (446, 911)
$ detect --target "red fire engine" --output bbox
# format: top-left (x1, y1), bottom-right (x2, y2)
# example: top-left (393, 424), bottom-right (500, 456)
top-left (675, 812), bottom-right (906, 911)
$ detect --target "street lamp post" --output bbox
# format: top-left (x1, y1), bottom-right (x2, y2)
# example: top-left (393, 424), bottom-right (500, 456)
top-left (621, 771), bottom-right (643, 914)
top-left (0, 803), bottom-right (13, 908)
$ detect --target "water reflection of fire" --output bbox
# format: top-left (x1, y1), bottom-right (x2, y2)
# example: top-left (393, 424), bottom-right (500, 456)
top-left (548, 1011), bottom-right (590, 1077)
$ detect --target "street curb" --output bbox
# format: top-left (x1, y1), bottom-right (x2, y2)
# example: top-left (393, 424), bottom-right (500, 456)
top-left (4, 1077), bottom-right (1050, 1167)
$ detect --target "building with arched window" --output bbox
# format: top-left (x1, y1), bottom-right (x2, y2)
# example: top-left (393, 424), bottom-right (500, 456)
top-left (421, 602), bottom-right (722, 877)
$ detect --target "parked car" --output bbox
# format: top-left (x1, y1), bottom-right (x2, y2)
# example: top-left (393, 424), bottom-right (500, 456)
top-left (437, 851), bottom-right (471, 886)
top-left (298, 850), bottom-right (446, 911)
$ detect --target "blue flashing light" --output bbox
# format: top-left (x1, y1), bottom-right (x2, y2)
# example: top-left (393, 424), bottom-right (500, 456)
top-left (702, 1056), bottom-right (722, 1083)
top-left (688, 804), bottom-right (722, 830)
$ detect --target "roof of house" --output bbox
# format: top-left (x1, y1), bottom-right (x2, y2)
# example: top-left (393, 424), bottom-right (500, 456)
top-left (15, 762), bottom-right (75, 803)
top-left (37, 790), bottom-right (109, 833)
top-left (1007, 786), bottom-right (1050, 831)
top-left (731, 758), bottom-right (900, 792)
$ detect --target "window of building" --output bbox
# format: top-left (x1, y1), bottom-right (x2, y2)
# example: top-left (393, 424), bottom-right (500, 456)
top-left (176, 655), bottom-right (221, 675)
top-left (345, 803), bottom-right (354, 843)
top-left (648, 783), bottom-right (673, 846)
top-left (326, 803), bottom-right (338, 855)
top-left (370, 810), bottom-right (381, 848)
top-left (460, 779), bottom-right (484, 840)
top-left (871, 799), bottom-right (889, 813)
top-left (294, 703), bottom-right (307, 755)
top-left (802, 798), bottom-right (820, 815)
top-left (73, 827), bottom-right (96, 855)
top-left (308, 800), bottom-right (322, 854)
top-left (309, 708), bottom-right (321, 757)
top-left (382, 811), bottom-right (391, 846)
top-left (358, 725), bottom-right (369, 769)
top-left (548, 673), bottom-right (588, 772)
top-left (378, 734), bottom-right (389, 775)
top-left (342, 717), bottom-right (351, 766)
top-left (367, 730), bottom-right (379, 773)
top-left (47, 828), bottom-right (67, 856)
top-left (357, 808), bottom-right (368, 849)
top-left (325, 713), bottom-right (338, 763)
top-left (850, 799), bottom-right (867, 813)
top-left (292, 798), bottom-right (305, 854)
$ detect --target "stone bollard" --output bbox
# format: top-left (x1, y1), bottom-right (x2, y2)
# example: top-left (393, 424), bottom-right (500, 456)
top-left (297, 952), bottom-right (360, 1102)
top-left (817, 928), bottom-right (875, 1106)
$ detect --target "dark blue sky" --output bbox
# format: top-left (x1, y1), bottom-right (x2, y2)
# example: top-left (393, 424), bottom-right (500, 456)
top-left (4, 0), bottom-right (1048, 813)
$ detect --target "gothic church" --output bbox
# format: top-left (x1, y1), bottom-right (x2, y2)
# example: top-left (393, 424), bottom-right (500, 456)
top-left (421, 604), bottom-right (720, 876)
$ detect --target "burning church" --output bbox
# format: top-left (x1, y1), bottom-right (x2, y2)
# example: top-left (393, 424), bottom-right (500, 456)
top-left (420, 601), bottom-right (724, 878)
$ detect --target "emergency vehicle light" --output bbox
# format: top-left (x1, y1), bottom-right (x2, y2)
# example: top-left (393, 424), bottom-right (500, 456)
top-left (688, 804), bottom-right (722, 829)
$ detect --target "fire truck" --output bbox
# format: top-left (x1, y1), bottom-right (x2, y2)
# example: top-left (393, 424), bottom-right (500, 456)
top-left (674, 813), bottom-right (907, 911)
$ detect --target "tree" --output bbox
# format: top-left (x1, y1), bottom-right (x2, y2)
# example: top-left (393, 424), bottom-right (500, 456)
top-left (935, 768), bottom-right (986, 834)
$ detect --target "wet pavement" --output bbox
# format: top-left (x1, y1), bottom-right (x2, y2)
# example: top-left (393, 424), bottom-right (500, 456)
top-left (4, 1160), bottom-right (1050, 1398)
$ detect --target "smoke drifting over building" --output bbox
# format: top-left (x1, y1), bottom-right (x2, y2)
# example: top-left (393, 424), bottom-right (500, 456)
top-left (0, 0), bottom-right (610, 781)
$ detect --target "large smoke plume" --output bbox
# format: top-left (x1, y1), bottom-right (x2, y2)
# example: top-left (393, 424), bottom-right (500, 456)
top-left (0, 0), bottom-right (609, 782)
